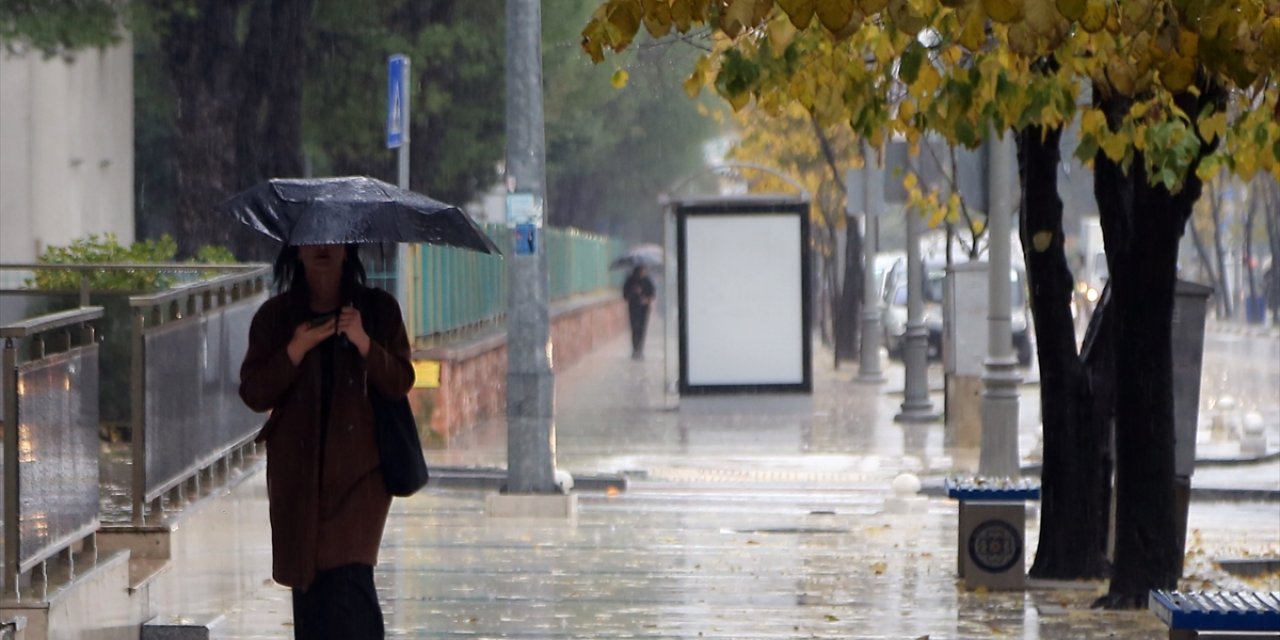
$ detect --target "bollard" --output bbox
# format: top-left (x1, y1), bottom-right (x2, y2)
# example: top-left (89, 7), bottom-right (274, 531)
top-left (1241, 412), bottom-right (1267, 458)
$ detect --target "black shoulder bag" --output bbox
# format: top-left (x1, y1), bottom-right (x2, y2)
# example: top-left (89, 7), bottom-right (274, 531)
top-left (364, 293), bottom-right (429, 497)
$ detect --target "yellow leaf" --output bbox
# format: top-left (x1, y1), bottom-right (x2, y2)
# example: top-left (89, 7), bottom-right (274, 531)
top-left (958, 1), bottom-right (987, 49)
top-left (684, 71), bottom-right (702, 98)
top-left (816, 0), bottom-right (855, 31)
top-left (1055, 0), bottom-right (1085, 21)
top-left (1159, 54), bottom-right (1195, 93)
top-left (1101, 129), bottom-right (1129, 162)
top-left (1080, 0), bottom-right (1106, 33)
top-left (671, 0), bottom-right (695, 32)
top-left (1235, 147), bottom-right (1258, 179)
top-left (727, 0), bottom-right (759, 29)
top-left (611, 68), bottom-right (630, 89)
top-left (913, 63), bottom-right (942, 97)
top-left (728, 90), bottom-right (751, 111)
top-left (1080, 108), bottom-right (1107, 138)
top-left (769, 14), bottom-right (799, 50)
top-left (927, 208), bottom-right (946, 228)
top-left (1032, 230), bottom-right (1053, 252)
top-left (982, 0), bottom-right (1024, 24)
top-left (778, 0), bottom-right (816, 29)
top-left (606, 0), bottom-right (644, 52)
top-left (1177, 29), bottom-right (1199, 58)
top-left (641, 0), bottom-right (674, 37)
top-left (860, 0), bottom-right (890, 13)
top-left (1024, 0), bottom-right (1058, 36)
top-left (889, 0), bottom-right (927, 35)
top-left (1197, 110), bottom-right (1227, 143)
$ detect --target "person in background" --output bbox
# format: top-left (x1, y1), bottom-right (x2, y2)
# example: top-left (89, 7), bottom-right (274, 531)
top-left (623, 264), bottom-right (656, 360)
top-left (239, 243), bottom-right (413, 639)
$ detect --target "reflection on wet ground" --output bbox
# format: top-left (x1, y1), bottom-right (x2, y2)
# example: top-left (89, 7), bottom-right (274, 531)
top-left (214, 321), bottom-right (1278, 638)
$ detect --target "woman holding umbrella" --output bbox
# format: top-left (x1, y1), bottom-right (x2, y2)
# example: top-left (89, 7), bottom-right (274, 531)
top-left (226, 177), bottom-right (499, 637)
top-left (239, 242), bottom-right (413, 638)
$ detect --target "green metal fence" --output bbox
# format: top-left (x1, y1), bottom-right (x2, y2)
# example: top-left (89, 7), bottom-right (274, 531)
top-left (411, 223), bottom-right (626, 343)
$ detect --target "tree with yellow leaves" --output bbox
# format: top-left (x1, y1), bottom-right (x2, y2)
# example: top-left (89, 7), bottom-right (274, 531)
top-left (582, 0), bottom-right (1278, 607)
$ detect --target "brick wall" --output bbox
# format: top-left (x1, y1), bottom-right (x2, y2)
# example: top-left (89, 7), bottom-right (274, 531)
top-left (412, 296), bottom-right (626, 438)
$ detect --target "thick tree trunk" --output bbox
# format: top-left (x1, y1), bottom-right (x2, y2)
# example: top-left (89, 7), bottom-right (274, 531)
top-left (160, 0), bottom-right (309, 259)
top-left (163, 0), bottom-right (245, 257)
top-left (1093, 85), bottom-right (1216, 608)
top-left (834, 220), bottom-right (864, 363)
top-left (1208, 183), bottom-right (1234, 318)
top-left (1017, 125), bottom-right (1111, 579)
top-left (1189, 221), bottom-right (1219, 306)
top-left (1266, 180), bottom-right (1280, 322)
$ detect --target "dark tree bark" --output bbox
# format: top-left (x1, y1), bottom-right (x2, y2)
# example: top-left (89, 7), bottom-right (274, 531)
top-left (834, 219), bottom-right (865, 363)
top-left (1017, 124), bottom-right (1111, 579)
top-left (158, 0), bottom-right (310, 260)
top-left (1207, 182), bottom-right (1234, 318)
top-left (162, 0), bottom-right (245, 257)
top-left (809, 117), bottom-right (861, 363)
top-left (1092, 83), bottom-right (1221, 609)
top-left (1188, 217), bottom-right (1219, 306)
top-left (1243, 182), bottom-right (1260, 318)
top-left (1265, 179), bottom-right (1280, 322)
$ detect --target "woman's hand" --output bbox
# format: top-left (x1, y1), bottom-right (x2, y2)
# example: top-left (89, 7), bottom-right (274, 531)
top-left (286, 317), bottom-right (336, 365)
top-left (338, 305), bottom-right (371, 357)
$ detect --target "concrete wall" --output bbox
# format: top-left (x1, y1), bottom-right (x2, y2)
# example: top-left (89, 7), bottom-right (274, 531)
top-left (0, 38), bottom-right (134, 264)
top-left (415, 296), bottom-right (627, 436)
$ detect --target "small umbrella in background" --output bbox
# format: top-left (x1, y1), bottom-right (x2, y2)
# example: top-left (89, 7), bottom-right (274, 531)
top-left (610, 243), bottom-right (664, 270)
top-left (217, 176), bottom-right (501, 255)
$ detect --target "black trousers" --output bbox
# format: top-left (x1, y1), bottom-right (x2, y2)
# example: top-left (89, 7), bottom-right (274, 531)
top-left (292, 564), bottom-right (384, 639)
top-left (628, 304), bottom-right (650, 354)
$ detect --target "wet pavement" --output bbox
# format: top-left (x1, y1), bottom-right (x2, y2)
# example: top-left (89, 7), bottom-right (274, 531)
top-left (218, 320), bottom-right (1280, 639)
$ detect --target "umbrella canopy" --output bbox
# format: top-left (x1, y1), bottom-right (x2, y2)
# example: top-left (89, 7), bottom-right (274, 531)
top-left (217, 176), bottom-right (502, 255)
top-left (610, 243), bottom-right (663, 270)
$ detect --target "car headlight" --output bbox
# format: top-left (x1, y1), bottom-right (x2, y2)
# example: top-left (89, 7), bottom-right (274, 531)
top-left (1085, 288), bottom-right (1100, 303)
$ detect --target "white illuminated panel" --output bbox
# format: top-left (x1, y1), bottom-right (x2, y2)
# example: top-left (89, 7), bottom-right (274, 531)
top-left (683, 213), bottom-right (804, 387)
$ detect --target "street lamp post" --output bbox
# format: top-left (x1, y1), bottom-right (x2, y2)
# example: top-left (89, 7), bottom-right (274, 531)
top-left (979, 132), bottom-right (1021, 477)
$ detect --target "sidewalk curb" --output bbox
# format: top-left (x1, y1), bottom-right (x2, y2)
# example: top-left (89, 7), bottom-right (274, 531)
top-left (919, 477), bottom-right (1279, 503)
top-left (429, 465), bottom-right (628, 493)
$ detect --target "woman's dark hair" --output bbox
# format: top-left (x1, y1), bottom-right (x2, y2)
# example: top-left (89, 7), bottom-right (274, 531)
top-left (273, 244), bottom-right (367, 297)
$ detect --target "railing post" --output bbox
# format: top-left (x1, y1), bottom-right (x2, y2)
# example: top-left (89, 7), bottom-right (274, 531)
top-left (131, 307), bottom-right (146, 525)
top-left (4, 337), bottom-right (20, 596)
top-left (79, 272), bottom-right (90, 307)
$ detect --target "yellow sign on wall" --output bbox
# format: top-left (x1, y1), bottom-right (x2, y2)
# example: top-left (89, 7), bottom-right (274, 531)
top-left (412, 360), bottom-right (440, 389)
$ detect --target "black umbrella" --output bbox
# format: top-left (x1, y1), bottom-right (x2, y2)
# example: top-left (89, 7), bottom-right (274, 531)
top-left (217, 176), bottom-right (502, 255)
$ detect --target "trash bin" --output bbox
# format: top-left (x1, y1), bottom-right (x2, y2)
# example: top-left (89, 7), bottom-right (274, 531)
top-left (1245, 295), bottom-right (1266, 324)
top-left (1172, 279), bottom-right (1213, 575)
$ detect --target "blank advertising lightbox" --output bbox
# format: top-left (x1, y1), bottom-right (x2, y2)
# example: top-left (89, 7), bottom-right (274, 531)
top-left (676, 197), bottom-right (812, 394)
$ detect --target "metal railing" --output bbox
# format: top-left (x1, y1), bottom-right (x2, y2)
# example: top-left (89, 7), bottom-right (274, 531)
top-left (2, 306), bottom-right (103, 597)
top-left (0, 262), bottom-right (267, 307)
top-left (128, 267), bottom-right (271, 524)
top-left (409, 224), bottom-right (626, 344)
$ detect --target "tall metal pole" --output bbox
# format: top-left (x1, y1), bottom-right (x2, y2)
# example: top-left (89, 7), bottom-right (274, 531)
top-left (858, 143), bottom-right (885, 383)
top-left (896, 202), bottom-right (939, 423)
top-left (395, 58), bottom-right (413, 337)
top-left (504, 0), bottom-right (556, 493)
top-left (979, 131), bottom-right (1021, 476)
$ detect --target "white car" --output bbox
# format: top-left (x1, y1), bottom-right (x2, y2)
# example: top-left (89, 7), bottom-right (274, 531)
top-left (881, 260), bottom-right (1033, 367)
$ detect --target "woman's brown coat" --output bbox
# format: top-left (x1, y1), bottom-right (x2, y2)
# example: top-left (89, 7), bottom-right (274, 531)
top-left (239, 286), bottom-right (414, 590)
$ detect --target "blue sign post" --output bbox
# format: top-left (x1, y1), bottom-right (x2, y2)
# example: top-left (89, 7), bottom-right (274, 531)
top-left (387, 55), bottom-right (409, 149)
top-left (387, 54), bottom-right (412, 337)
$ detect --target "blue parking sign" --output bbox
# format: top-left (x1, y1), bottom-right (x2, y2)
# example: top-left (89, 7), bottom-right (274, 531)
top-left (387, 55), bottom-right (409, 149)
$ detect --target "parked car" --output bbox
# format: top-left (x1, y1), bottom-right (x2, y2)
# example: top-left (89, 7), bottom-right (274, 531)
top-left (881, 259), bottom-right (1033, 367)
